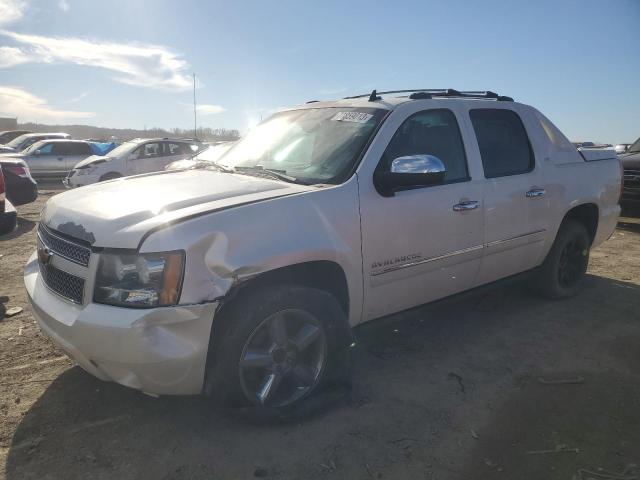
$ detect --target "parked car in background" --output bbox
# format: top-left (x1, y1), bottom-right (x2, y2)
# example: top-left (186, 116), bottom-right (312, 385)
top-left (0, 166), bottom-right (17, 235)
top-left (26, 89), bottom-right (621, 409)
top-left (3, 139), bottom-right (94, 179)
top-left (0, 157), bottom-right (38, 206)
top-left (164, 141), bottom-right (235, 171)
top-left (0, 132), bottom-right (71, 154)
top-left (619, 136), bottom-right (640, 207)
top-left (65, 137), bottom-right (205, 187)
top-left (572, 141), bottom-right (612, 149)
top-left (615, 143), bottom-right (631, 154)
top-left (0, 130), bottom-right (31, 145)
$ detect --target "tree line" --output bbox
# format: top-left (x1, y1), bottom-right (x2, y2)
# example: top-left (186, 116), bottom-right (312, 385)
top-left (17, 122), bottom-right (241, 143)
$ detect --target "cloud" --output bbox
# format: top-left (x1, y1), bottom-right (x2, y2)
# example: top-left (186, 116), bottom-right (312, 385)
top-left (0, 45), bottom-right (28, 67)
top-left (58, 0), bottom-right (70, 11)
top-left (67, 91), bottom-right (89, 103)
top-left (0, 30), bottom-right (194, 91)
top-left (0, 85), bottom-right (95, 121)
top-left (180, 102), bottom-right (225, 115)
top-left (196, 104), bottom-right (225, 115)
top-left (0, 0), bottom-right (26, 26)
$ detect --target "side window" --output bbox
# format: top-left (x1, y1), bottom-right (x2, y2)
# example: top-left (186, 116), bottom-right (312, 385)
top-left (379, 109), bottom-right (469, 183)
top-left (166, 142), bottom-right (187, 155)
top-left (37, 143), bottom-right (54, 154)
top-left (22, 139), bottom-right (38, 150)
top-left (52, 142), bottom-right (70, 155)
top-left (68, 142), bottom-right (92, 155)
top-left (469, 109), bottom-right (533, 178)
top-left (135, 142), bottom-right (163, 159)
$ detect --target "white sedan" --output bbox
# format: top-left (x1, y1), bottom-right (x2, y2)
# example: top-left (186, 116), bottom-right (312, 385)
top-left (65, 137), bottom-right (204, 187)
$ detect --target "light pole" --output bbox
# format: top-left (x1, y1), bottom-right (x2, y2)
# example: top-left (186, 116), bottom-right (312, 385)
top-left (193, 73), bottom-right (197, 139)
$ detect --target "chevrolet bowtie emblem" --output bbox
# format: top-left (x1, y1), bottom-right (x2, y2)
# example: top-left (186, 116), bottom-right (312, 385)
top-left (38, 245), bottom-right (53, 265)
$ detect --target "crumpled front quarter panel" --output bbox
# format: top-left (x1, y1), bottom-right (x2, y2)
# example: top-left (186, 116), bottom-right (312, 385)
top-left (140, 178), bottom-right (364, 325)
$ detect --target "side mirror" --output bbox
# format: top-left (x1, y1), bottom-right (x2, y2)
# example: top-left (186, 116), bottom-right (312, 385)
top-left (33, 150), bottom-right (41, 156)
top-left (374, 155), bottom-right (446, 196)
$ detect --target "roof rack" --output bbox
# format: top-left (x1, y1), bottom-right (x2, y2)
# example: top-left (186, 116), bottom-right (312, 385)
top-left (343, 89), bottom-right (514, 102)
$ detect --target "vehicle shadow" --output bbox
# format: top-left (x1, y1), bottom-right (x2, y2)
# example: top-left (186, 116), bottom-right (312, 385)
top-left (0, 295), bottom-right (10, 319)
top-left (6, 274), bottom-right (640, 480)
top-left (617, 218), bottom-right (640, 233)
top-left (0, 216), bottom-right (35, 241)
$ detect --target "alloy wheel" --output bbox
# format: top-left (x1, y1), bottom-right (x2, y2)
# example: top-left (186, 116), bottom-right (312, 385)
top-left (238, 309), bottom-right (327, 407)
top-left (558, 239), bottom-right (587, 288)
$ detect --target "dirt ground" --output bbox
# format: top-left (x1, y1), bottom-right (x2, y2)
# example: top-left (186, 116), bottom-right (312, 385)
top-left (1, 184), bottom-right (639, 480)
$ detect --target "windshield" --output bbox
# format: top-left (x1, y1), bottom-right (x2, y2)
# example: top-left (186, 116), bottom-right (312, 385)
top-left (192, 143), bottom-right (234, 162)
top-left (628, 137), bottom-right (640, 153)
top-left (23, 140), bottom-right (47, 153)
top-left (218, 107), bottom-right (387, 184)
top-left (104, 140), bottom-right (138, 158)
top-left (5, 134), bottom-right (31, 149)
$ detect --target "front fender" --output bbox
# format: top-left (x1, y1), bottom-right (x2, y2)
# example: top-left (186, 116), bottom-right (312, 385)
top-left (140, 178), bottom-right (364, 325)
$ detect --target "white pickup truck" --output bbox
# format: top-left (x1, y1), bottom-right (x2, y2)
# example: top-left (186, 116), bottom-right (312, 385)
top-left (25, 89), bottom-right (621, 410)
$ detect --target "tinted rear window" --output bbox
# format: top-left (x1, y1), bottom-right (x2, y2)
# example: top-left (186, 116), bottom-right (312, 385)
top-left (470, 109), bottom-right (533, 178)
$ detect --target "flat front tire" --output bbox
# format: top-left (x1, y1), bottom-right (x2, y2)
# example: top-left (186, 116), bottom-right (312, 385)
top-left (206, 285), bottom-right (347, 410)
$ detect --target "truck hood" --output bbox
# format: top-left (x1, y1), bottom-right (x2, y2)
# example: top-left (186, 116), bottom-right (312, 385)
top-left (41, 169), bottom-right (313, 249)
top-left (74, 155), bottom-right (110, 169)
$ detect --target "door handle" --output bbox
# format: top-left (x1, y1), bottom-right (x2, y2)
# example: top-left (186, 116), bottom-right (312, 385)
top-left (526, 188), bottom-right (546, 198)
top-left (57, 157), bottom-right (64, 161)
top-left (453, 200), bottom-right (479, 212)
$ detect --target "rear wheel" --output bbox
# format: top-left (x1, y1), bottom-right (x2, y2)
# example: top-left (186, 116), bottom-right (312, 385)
top-left (534, 220), bottom-right (590, 299)
top-left (206, 285), bottom-right (347, 410)
top-left (99, 172), bottom-right (122, 182)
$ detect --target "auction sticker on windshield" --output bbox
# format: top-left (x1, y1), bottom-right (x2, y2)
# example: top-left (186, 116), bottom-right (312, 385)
top-left (331, 111), bottom-right (373, 123)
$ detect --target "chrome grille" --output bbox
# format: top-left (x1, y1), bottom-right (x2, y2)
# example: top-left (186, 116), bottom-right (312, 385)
top-left (38, 224), bottom-right (91, 266)
top-left (39, 259), bottom-right (85, 304)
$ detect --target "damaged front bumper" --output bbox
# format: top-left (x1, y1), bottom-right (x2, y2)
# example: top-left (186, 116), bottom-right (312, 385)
top-left (24, 252), bottom-right (217, 395)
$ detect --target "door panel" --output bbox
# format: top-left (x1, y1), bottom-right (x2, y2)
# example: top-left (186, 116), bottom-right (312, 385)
top-left (64, 143), bottom-right (93, 171)
top-left (467, 107), bottom-right (551, 285)
top-left (359, 107), bottom-right (484, 321)
top-left (131, 142), bottom-right (164, 174)
top-left (478, 173), bottom-right (549, 284)
top-left (159, 142), bottom-right (191, 170)
top-left (26, 143), bottom-right (56, 176)
top-left (360, 180), bottom-right (484, 320)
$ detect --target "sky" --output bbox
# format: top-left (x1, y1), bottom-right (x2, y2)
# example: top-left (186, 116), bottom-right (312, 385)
top-left (0, 0), bottom-right (638, 143)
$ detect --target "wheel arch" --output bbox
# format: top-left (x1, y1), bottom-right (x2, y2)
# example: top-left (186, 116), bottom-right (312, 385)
top-left (202, 260), bottom-right (354, 394)
top-left (560, 202), bottom-right (599, 244)
top-left (99, 171), bottom-right (122, 182)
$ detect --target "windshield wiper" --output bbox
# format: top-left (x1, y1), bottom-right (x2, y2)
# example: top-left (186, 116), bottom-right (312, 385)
top-left (233, 165), bottom-right (300, 184)
top-left (195, 161), bottom-right (234, 173)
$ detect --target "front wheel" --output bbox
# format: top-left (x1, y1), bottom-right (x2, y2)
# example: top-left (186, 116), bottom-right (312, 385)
top-left (207, 286), bottom-right (347, 410)
top-left (534, 220), bottom-right (590, 299)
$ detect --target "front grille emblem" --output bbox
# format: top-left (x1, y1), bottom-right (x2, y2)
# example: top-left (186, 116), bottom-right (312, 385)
top-left (38, 244), bottom-right (53, 265)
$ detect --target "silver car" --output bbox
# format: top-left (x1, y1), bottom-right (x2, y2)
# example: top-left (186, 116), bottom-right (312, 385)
top-left (10, 139), bottom-right (94, 178)
top-left (0, 132), bottom-right (70, 154)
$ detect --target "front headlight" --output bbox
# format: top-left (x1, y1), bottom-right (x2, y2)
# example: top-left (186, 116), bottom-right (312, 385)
top-left (94, 251), bottom-right (185, 308)
top-left (76, 167), bottom-right (94, 176)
